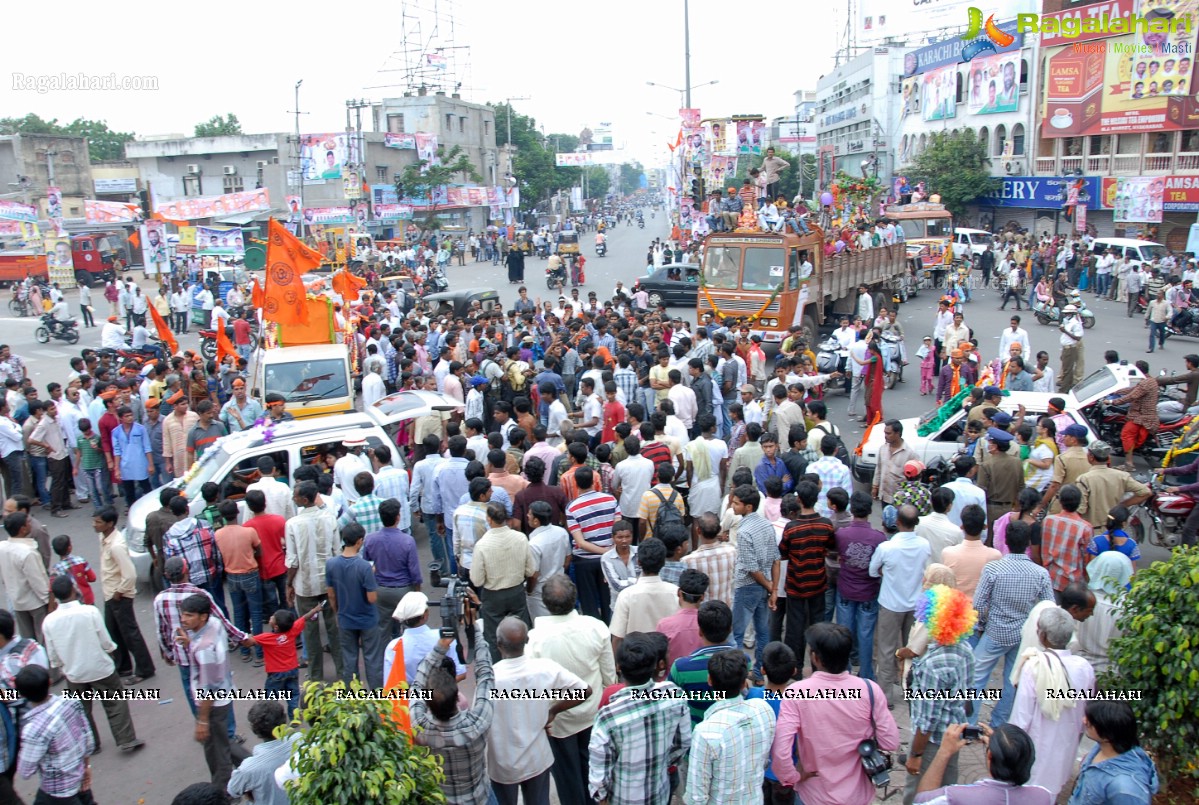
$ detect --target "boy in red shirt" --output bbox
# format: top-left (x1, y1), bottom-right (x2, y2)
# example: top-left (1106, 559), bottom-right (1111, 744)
top-left (601, 381), bottom-right (626, 445)
top-left (247, 604), bottom-right (321, 717)
top-left (51, 535), bottom-right (97, 605)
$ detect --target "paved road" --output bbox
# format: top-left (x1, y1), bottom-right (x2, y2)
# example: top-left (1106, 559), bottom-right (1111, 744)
top-left (4, 225), bottom-right (1176, 801)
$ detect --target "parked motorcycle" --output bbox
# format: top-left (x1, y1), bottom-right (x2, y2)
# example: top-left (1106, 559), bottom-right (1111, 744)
top-left (816, 336), bottom-right (841, 375)
top-left (1094, 398), bottom-right (1191, 465)
top-left (880, 332), bottom-right (904, 390)
top-left (1126, 479), bottom-right (1193, 548)
top-left (34, 314), bottom-right (79, 345)
top-left (1032, 291), bottom-right (1096, 329)
top-left (595, 241), bottom-right (607, 257)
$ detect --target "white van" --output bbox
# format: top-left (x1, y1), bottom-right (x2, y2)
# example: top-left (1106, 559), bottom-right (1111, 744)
top-left (953, 228), bottom-right (995, 261)
top-left (1088, 238), bottom-right (1169, 268)
top-left (124, 389), bottom-right (461, 581)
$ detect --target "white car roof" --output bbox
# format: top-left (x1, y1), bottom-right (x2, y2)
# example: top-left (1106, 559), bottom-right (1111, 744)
top-left (1091, 238), bottom-right (1165, 249)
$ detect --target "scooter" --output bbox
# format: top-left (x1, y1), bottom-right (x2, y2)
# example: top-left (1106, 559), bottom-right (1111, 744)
top-left (637, 218), bottom-right (645, 229)
top-left (595, 241), bottom-right (607, 257)
top-left (1032, 291), bottom-right (1096, 329)
top-left (880, 332), bottom-right (904, 389)
top-left (1165, 308), bottom-right (1199, 340)
top-left (34, 314), bottom-right (79, 345)
top-left (816, 336), bottom-right (841, 375)
top-left (535, 243), bottom-right (549, 259)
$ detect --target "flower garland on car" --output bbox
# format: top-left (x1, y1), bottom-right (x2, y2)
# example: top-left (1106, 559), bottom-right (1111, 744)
top-left (178, 419), bottom-right (279, 484)
top-left (915, 385), bottom-right (1012, 438)
top-left (698, 274), bottom-right (783, 325)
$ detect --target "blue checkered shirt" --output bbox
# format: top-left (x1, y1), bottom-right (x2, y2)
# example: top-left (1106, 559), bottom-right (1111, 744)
top-left (908, 643), bottom-right (975, 742)
top-left (17, 696), bottom-right (95, 797)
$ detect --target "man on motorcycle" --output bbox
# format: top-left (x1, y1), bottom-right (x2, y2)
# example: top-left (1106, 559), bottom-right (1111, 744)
top-left (1052, 270), bottom-right (1071, 312)
top-left (1169, 278), bottom-right (1198, 331)
top-left (46, 298), bottom-right (71, 333)
top-left (101, 316), bottom-right (126, 350)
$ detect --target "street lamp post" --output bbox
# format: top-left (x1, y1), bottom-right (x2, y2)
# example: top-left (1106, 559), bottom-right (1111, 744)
top-left (503, 96), bottom-right (530, 145)
top-left (647, 79), bottom-right (718, 110)
top-left (684, 0), bottom-right (691, 109)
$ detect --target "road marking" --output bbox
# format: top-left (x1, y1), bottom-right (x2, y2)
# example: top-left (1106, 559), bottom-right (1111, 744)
top-left (0, 318), bottom-right (41, 324)
top-left (30, 349), bottom-right (70, 359)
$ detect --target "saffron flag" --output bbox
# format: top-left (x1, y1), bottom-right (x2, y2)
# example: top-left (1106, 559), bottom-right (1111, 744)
top-left (264, 218), bottom-right (323, 326)
top-left (147, 301), bottom-right (178, 358)
top-left (331, 268), bottom-right (367, 303)
top-left (251, 278), bottom-right (265, 310)
top-left (215, 320), bottom-right (237, 365)
top-left (383, 640), bottom-right (413, 735)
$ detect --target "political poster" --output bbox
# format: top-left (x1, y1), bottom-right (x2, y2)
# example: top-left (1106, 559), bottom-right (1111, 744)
top-left (285, 195), bottom-right (302, 221)
top-left (383, 133), bottom-right (416, 149)
top-left (45, 236), bottom-right (74, 289)
top-left (555, 153), bottom-right (594, 166)
top-left (196, 227), bottom-right (245, 256)
top-left (415, 133), bottom-right (440, 168)
top-left (922, 64), bottom-right (957, 121)
top-left (84, 199), bottom-right (140, 225)
top-left (0, 221), bottom-right (38, 238)
top-left (374, 204), bottom-right (413, 220)
top-left (141, 220), bottom-right (168, 270)
top-left (301, 207), bottom-right (353, 225)
top-left (0, 200), bottom-right (38, 224)
top-left (901, 77), bottom-right (922, 119)
top-left (1113, 176), bottom-right (1166, 222)
top-left (300, 133), bottom-right (354, 181)
top-left (965, 51), bottom-right (1020, 115)
top-left (154, 189), bottom-right (269, 221)
top-left (736, 120), bottom-right (764, 155)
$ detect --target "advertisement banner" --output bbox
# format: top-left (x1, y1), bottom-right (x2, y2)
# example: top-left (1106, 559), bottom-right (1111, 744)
top-left (94, 178), bottom-right (138, 194)
top-left (383, 133), bottom-right (416, 149)
top-left (301, 207), bottom-right (353, 225)
top-left (1077, 203), bottom-right (1088, 232)
top-left (84, 199), bottom-right (140, 224)
top-left (0, 221), bottom-right (38, 238)
top-left (709, 120), bottom-right (730, 155)
top-left (300, 133), bottom-right (355, 181)
top-left (45, 237), bottom-right (74, 289)
top-left (1112, 176), bottom-right (1166, 222)
top-left (707, 156), bottom-right (736, 190)
top-left (860, 0), bottom-right (1035, 46)
top-left (414, 133), bottom-right (439, 167)
top-left (45, 186), bottom-right (64, 236)
top-left (0, 200), bottom-right (38, 223)
top-left (965, 51), bottom-right (1021, 114)
top-left (555, 153), bottom-right (594, 166)
top-left (903, 19), bottom-right (1023, 76)
top-left (353, 202), bottom-right (369, 229)
top-left (922, 65), bottom-right (958, 121)
top-left (142, 220), bottom-right (168, 268)
top-left (196, 227), bottom-right (245, 256)
top-left (980, 175), bottom-right (1102, 209)
top-left (177, 227), bottom-right (196, 255)
top-left (286, 195), bottom-right (302, 221)
top-left (343, 168), bottom-right (363, 201)
top-left (901, 77), bottom-right (922, 119)
top-left (1041, 0), bottom-right (1199, 137)
top-left (736, 121), bottom-right (764, 154)
top-left (154, 189), bottom-right (270, 221)
top-left (374, 204), bottom-right (413, 220)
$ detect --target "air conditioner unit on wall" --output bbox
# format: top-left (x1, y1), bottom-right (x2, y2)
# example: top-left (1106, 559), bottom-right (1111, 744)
top-left (223, 166), bottom-right (237, 175)
top-left (1005, 159), bottom-right (1025, 175)
top-left (256, 161), bottom-right (268, 169)
top-left (186, 164), bottom-right (200, 174)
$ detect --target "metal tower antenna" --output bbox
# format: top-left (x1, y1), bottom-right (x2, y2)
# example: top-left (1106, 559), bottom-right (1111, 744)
top-left (368, 0), bottom-right (472, 96)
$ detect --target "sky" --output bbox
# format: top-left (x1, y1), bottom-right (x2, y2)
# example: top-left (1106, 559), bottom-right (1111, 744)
top-left (3, 0), bottom-right (841, 169)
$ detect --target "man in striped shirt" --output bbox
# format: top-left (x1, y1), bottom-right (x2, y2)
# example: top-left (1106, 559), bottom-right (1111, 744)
top-left (565, 467), bottom-right (617, 622)
top-left (730, 485), bottom-right (780, 679)
top-left (779, 481), bottom-right (837, 665)
top-left (682, 513), bottom-right (737, 606)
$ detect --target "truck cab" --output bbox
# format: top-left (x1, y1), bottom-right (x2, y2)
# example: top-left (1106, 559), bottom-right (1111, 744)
top-left (887, 202), bottom-right (955, 269)
top-left (70, 233), bottom-right (121, 285)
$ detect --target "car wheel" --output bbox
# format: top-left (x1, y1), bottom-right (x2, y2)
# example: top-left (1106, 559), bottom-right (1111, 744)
top-left (648, 292), bottom-right (663, 307)
top-left (801, 314), bottom-right (818, 347)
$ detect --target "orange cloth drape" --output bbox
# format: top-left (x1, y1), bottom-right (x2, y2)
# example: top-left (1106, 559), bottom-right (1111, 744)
top-left (332, 268), bottom-right (367, 303)
top-left (251, 278), bottom-right (265, 310)
top-left (147, 300), bottom-right (178, 358)
top-left (383, 640), bottom-right (413, 735)
top-left (264, 219), bottom-right (323, 326)
top-left (215, 320), bottom-right (237, 364)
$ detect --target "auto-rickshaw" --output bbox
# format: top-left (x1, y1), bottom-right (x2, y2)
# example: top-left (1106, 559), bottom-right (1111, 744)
top-left (555, 230), bottom-right (580, 258)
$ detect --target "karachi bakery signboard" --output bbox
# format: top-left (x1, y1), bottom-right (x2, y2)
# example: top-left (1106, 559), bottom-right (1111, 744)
top-left (1033, 0), bottom-right (1199, 137)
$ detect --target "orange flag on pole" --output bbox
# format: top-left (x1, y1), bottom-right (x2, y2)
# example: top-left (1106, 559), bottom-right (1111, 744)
top-left (332, 268), bottom-right (367, 303)
top-left (264, 219), bottom-right (323, 326)
top-left (250, 278), bottom-right (265, 310)
top-left (147, 301), bottom-right (178, 358)
top-left (383, 640), bottom-right (413, 736)
top-left (215, 319), bottom-right (237, 365)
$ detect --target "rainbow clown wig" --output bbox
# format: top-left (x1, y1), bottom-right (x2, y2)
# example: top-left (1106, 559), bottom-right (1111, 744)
top-left (915, 584), bottom-right (977, 646)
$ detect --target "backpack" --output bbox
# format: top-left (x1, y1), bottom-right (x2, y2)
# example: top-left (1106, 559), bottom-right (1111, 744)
top-left (651, 488), bottom-right (685, 540)
top-left (811, 422), bottom-right (851, 467)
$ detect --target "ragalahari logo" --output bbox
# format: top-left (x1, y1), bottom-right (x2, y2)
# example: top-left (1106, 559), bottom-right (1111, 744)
top-left (961, 7), bottom-right (1016, 61)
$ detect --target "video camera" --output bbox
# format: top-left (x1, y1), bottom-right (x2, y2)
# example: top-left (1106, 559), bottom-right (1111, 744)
top-left (429, 562), bottom-right (475, 660)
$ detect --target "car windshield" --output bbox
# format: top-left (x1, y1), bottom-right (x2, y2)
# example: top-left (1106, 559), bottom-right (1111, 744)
top-left (967, 232), bottom-right (993, 247)
top-left (702, 245), bottom-right (741, 289)
top-left (265, 358), bottom-right (349, 402)
top-left (1139, 244), bottom-right (1167, 261)
top-left (1071, 366), bottom-right (1119, 401)
top-left (181, 446), bottom-right (232, 500)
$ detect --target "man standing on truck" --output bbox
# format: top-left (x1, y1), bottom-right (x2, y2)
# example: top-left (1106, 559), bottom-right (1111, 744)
top-left (759, 148), bottom-right (791, 201)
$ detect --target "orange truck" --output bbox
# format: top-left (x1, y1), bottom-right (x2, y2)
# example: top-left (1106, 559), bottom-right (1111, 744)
top-left (0, 233), bottom-right (121, 286)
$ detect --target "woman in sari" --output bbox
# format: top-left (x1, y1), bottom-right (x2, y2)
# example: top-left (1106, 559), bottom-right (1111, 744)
top-left (863, 337), bottom-right (886, 425)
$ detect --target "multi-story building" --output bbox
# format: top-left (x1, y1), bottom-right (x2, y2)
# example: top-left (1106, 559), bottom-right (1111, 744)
top-left (0, 134), bottom-right (94, 220)
top-left (772, 90), bottom-right (818, 159)
top-left (815, 47), bottom-right (912, 189)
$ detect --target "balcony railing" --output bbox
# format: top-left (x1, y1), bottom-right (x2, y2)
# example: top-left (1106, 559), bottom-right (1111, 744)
top-left (1086, 155), bottom-right (1109, 174)
top-left (1061, 156), bottom-right (1084, 174)
top-left (1035, 151), bottom-right (1199, 175)
top-left (1143, 154), bottom-right (1174, 172)
top-left (1035, 156), bottom-right (1057, 174)
top-left (1178, 153), bottom-right (1199, 171)
top-left (1112, 154), bottom-right (1141, 173)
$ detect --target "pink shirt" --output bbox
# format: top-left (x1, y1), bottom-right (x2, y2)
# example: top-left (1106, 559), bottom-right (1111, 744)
top-left (656, 607), bottom-right (703, 668)
top-left (771, 671), bottom-right (899, 805)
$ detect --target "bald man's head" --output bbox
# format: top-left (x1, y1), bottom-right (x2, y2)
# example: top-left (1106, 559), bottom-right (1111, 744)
top-left (496, 617), bottom-right (528, 658)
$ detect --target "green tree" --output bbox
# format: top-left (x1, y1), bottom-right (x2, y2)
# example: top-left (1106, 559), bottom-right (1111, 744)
top-left (907, 129), bottom-right (999, 218)
top-left (194, 113), bottom-right (243, 137)
top-left (584, 166), bottom-right (610, 199)
top-left (488, 102), bottom-right (587, 210)
top-left (283, 681), bottom-right (445, 804)
top-left (0, 115), bottom-right (135, 162)
top-left (1104, 546), bottom-right (1199, 795)
top-left (395, 143), bottom-right (483, 232)
top-left (619, 163), bottom-right (643, 195)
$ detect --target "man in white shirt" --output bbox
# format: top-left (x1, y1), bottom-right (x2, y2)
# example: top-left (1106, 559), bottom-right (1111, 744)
top-left (333, 438), bottom-right (371, 503)
top-left (42, 575), bottom-right (145, 751)
top-left (943, 455), bottom-right (988, 526)
top-left (571, 378), bottom-right (603, 445)
top-left (832, 317), bottom-right (856, 393)
top-left (609, 538), bottom-right (679, 652)
top-left (666, 370), bottom-right (697, 432)
top-left (170, 285), bottom-right (191, 333)
top-left (544, 385), bottom-right (569, 447)
top-left (100, 316), bottom-right (127, 350)
top-left (1058, 305), bottom-right (1086, 391)
top-left (488, 617), bottom-right (589, 804)
top-left (527, 575), bottom-right (616, 805)
top-left (868, 504), bottom-right (931, 706)
top-left (915, 487), bottom-right (965, 562)
top-left (362, 362), bottom-right (386, 409)
top-left (195, 286), bottom-right (215, 327)
top-left (1031, 350), bottom-right (1056, 393)
top-left (244, 456), bottom-right (295, 519)
top-left (997, 316), bottom-right (1031, 362)
top-left (612, 437), bottom-right (655, 524)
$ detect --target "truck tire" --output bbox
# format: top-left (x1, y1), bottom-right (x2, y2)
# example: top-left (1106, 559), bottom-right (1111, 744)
top-left (74, 271), bottom-right (93, 288)
top-left (801, 313), bottom-right (819, 347)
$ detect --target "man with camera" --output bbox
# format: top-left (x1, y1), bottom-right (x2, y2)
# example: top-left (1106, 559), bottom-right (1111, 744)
top-left (771, 622), bottom-right (899, 805)
top-left (914, 723), bottom-right (1050, 805)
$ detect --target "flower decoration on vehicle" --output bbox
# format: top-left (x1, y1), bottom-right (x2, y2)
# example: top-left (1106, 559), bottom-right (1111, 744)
top-left (697, 274), bottom-right (783, 326)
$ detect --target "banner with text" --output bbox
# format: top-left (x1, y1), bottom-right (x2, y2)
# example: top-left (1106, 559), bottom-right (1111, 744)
top-left (965, 51), bottom-right (1020, 115)
top-left (373, 204), bottom-right (414, 220)
top-left (555, 153), bottom-right (594, 166)
top-left (302, 207), bottom-right (353, 225)
top-left (84, 199), bottom-right (140, 225)
top-left (383, 133), bottom-right (416, 149)
top-left (300, 133), bottom-right (356, 181)
top-left (154, 189), bottom-right (270, 220)
top-left (736, 120), bottom-right (764, 155)
top-left (0, 200), bottom-right (38, 224)
top-left (196, 227), bottom-right (245, 256)
top-left (1112, 176), bottom-right (1165, 222)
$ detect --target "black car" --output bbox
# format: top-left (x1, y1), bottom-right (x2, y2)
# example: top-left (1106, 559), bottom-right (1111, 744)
top-left (634, 263), bottom-right (700, 308)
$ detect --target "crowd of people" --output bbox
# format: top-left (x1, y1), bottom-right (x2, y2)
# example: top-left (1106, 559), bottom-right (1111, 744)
top-left (0, 254), bottom-right (1169, 805)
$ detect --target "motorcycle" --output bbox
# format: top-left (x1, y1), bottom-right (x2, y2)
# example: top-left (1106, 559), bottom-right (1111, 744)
top-left (1032, 291), bottom-right (1096, 329)
top-left (422, 266), bottom-right (449, 295)
top-left (1093, 398), bottom-right (1192, 466)
top-left (817, 336), bottom-right (842, 375)
top-left (880, 332), bottom-right (904, 390)
top-left (1126, 479), bottom-right (1193, 548)
top-left (546, 262), bottom-right (567, 291)
top-left (1165, 307), bottom-right (1199, 340)
top-left (34, 314), bottom-right (79, 345)
top-left (595, 241), bottom-right (607, 257)
top-left (535, 243), bottom-right (549, 259)
top-left (8, 286), bottom-right (30, 318)
top-left (637, 218), bottom-right (645, 229)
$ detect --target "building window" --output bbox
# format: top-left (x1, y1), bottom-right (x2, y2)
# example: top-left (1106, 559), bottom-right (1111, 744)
top-left (1151, 131), bottom-right (1173, 153)
top-left (387, 114), bottom-right (405, 134)
top-left (484, 120), bottom-right (491, 136)
top-left (183, 175), bottom-right (201, 196)
top-left (995, 124), bottom-right (1007, 156)
top-left (445, 113), bottom-right (453, 130)
top-left (459, 116), bottom-right (465, 133)
top-left (956, 71), bottom-right (964, 104)
top-left (1011, 123), bottom-right (1025, 156)
top-left (223, 175), bottom-right (244, 194)
top-left (376, 166), bottom-right (388, 181)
